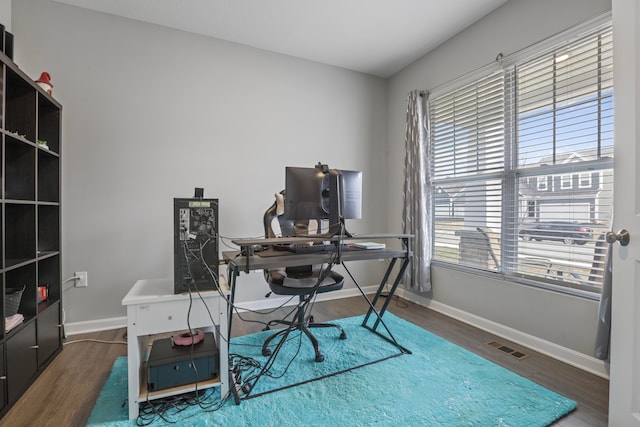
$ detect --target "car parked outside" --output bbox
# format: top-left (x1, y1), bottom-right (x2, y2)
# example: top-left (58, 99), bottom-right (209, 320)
top-left (518, 221), bottom-right (593, 245)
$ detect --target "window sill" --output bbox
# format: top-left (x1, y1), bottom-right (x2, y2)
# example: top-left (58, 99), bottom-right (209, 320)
top-left (431, 260), bottom-right (601, 301)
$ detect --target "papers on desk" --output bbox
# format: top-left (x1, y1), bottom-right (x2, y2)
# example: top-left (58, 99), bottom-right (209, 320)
top-left (5, 313), bottom-right (24, 333)
top-left (352, 242), bottom-right (386, 250)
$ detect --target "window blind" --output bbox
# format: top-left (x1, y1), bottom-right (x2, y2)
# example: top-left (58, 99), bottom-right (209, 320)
top-left (431, 73), bottom-right (505, 271)
top-left (509, 24), bottom-right (613, 293)
top-left (430, 22), bottom-right (613, 295)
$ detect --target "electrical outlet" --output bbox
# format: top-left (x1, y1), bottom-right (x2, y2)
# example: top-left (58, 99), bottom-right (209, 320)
top-left (75, 271), bottom-right (88, 287)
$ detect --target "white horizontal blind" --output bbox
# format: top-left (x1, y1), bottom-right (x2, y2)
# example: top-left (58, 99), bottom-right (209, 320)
top-left (431, 73), bottom-right (505, 271)
top-left (430, 22), bottom-right (613, 295)
top-left (508, 24), bottom-right (613, 293)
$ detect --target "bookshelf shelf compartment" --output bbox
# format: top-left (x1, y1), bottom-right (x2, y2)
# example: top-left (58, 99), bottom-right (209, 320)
top-left (38, 206), bottom-right (60, 253)
top-left (38, 151), bottom-right (60, 202)
top-left (5, 204), bottom-right (36, 265)
top-left (5, 68), bottom-right (36, 142)
top-left (38, 255), bottom-right (60, 306)
top-left (5, 263), bottom-right (37, 320)
top-left (37, 94), bottom-right (60, 154)
top-left (5, 136), bottom-right (36, 200)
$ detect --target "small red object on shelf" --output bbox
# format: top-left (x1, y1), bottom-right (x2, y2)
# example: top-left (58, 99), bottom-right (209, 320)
top-left (35, 72), bottom-right (53, 95)
top-left (38, 285), bottom-right (48, 302)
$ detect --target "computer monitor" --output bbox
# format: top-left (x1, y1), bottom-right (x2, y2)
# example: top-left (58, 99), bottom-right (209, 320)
top-left (284, 167), bottom-right (327, 221)
top-left (285, 163), bottom-right (362, 237)
top-left (334, 169), bottom-right (363, 220)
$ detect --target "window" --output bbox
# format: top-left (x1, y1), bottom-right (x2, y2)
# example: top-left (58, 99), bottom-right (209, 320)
top-left (537, 177), bottom-right (548, 191)
top-left (430, 21), bottom-right (613, 296)
top-left (579, 172), bottom-right (592, 188)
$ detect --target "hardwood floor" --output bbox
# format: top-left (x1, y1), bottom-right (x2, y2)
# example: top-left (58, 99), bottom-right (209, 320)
top-left (1, 296), bottom-right (608, 426)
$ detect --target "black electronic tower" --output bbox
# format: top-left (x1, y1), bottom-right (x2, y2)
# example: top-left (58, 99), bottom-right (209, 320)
top-left (173, 198), bottom-right (219, 294)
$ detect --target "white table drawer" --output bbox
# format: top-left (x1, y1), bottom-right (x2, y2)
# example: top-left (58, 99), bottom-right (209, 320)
top-left (133, 297), bottom-right (221, 336)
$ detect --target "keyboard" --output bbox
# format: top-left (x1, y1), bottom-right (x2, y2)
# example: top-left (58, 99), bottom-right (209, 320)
top-left (286, 243), bottom-right (351, 254)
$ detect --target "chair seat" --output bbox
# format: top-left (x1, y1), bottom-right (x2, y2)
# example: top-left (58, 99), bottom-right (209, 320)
top-left (267, 269), bottom-right (344, 296)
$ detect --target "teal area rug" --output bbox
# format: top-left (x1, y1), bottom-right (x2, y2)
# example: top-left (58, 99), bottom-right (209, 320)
top-left (87, 314), bottom-right (576, 426)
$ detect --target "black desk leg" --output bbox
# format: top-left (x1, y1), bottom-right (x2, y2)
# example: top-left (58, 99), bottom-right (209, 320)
top-left (362, 258), bottom-right (397, 327)
top-left (227, 267), bottom-right (238, 341)
top-left (355, 258), bottom-right (411, 355)
top-left (370, 257), bottom-right (410, 331)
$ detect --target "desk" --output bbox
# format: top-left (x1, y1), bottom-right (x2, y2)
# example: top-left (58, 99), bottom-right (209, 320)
top-left (223, 233), bottom-right (412, 356)
top-left (121, 278), bottom-right (229, 420)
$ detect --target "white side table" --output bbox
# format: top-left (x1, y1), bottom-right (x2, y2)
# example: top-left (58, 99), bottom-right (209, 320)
top-left (122, 278), bottom-right (229, 420)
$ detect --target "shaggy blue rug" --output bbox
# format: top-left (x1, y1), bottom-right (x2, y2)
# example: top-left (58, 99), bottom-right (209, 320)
top-left (87, 314), bottom-right (576, 426)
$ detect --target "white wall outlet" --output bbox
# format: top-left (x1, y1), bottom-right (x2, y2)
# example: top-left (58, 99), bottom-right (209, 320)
top-left (75, 271), bottom-right (88, 287)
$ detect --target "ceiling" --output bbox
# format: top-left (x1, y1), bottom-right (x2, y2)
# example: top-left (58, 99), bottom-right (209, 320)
top-left (54, 0), bottom-right (509, 78)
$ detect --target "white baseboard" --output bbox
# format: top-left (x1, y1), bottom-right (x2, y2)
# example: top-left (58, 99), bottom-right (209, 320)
top-left (64, 316), bottom-right (127, 336)
top-left (65, 285), bottom-right (607, 380)
top-left (396, 288), bottom-right (610, 379)
top-left (63, 285), bottom-right (380, 336)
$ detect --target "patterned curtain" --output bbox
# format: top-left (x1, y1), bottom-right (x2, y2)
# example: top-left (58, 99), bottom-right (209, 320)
top-left (594, 242), bottom-right (612, 361)
top-left (402, 90), bottom-right (432, 292)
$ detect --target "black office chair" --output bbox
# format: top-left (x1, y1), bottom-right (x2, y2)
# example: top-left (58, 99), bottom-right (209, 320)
top-left (261, 193), bottom-right (346, 362)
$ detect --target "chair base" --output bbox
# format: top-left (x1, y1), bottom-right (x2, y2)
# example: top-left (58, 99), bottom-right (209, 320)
top-left (262, 318), bottom-right (347, 362)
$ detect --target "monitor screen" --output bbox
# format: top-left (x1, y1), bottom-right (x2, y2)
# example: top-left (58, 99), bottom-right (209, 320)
top-left (284, 167), bottom-right (326, 221)
top-left (285, 164), bottom-right (362, 235)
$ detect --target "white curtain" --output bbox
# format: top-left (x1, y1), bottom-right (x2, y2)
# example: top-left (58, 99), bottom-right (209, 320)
top-left (402, 90), bottom-right (432, 292)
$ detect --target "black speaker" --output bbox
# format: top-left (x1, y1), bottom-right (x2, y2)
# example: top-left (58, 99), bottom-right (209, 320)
top-left (147, 332), bottom-right (218, 392)
top-left (173, 198), bottom-right (219, 294)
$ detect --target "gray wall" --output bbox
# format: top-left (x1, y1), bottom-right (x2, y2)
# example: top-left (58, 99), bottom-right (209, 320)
top-left (13, 0), bottom-right (389, 324)
top-left (0, 0), bottom-right (9, 30)
top-left (386, 0), bottom-right (611, 357)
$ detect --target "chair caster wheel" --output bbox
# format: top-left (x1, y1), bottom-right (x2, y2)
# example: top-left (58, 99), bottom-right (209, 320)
top-left (262, 348), bottom-right (272, 357)
top-left (339, 332), bottom-right (347, 340)
top-left (262, 326), bottom-right (270, 331)
top-left (309, 315), bottom-right (315, 323)
top-left (315, 354), bottom-right (325, 362)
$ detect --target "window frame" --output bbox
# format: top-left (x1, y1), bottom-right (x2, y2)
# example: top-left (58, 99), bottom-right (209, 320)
top-left (428, 14), bottom-right (612, 301)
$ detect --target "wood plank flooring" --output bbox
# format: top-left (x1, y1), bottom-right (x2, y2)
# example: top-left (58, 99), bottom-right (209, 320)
top-left (1, 296), bottom-right (608, 426)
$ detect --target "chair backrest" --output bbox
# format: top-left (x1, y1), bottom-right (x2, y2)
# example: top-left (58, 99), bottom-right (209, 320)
top-left (264, 201), bottom-right (294, 238)
top-left (263, 194), bottom-right (321, 277)
top-left (263, 193), bottom-right (321, 239)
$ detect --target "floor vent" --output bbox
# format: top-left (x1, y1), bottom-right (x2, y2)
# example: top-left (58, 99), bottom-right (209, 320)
top-left (487, 341), bottom-right (529, 360)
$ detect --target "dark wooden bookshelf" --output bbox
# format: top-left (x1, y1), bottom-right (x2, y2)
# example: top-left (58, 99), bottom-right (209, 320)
top-left (0, 24), bottom-right (63, 418)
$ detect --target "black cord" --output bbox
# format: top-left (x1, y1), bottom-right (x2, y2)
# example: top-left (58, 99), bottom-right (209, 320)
top-left (136, 388), bottom-right (230, 425)
top-left (240, 245), bottom-right (342, 396)
top-left (393, 293), bottom-right (409, 309)
top-left (136, 243), bottom-right (230, 425)
top-left (241, 324), bottom-right (305, 396)
top-left (191, 236), bottom-right (308, 335)
top-left (238, 228), bottom-right (347, 394)
top-left (184, 224), bottom-right (345, 399)
top-left (378, 282), bottom-right (409, 309)
top-left (183, 241), bottom-right (311, 400)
